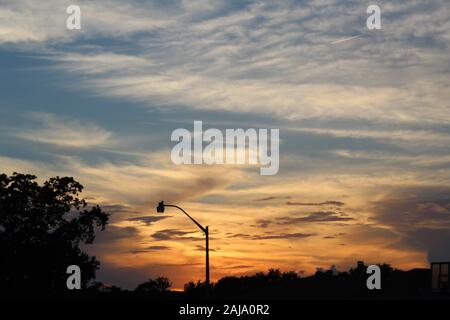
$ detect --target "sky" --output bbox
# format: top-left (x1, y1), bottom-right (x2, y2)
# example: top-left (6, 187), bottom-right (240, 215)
top-left (1, 0), bottom-right (450, 289)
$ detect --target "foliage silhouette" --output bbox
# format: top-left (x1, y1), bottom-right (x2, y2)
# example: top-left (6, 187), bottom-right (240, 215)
top-left (135, 277), bottom-right (172, 294)
top-left (80, 263), bottom-right (434, 300)
top-left (181, 263), bottom-right (432, 299)
top-left (0, 172), bottom-right (109, 297)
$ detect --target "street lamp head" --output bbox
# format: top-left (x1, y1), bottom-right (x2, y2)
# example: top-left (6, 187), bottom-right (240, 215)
top-left (157, 201), bottom-right (165, 213)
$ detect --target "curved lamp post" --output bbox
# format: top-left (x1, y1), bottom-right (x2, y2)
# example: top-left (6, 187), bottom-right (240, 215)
top-left (156, 201), bottom-right (210, 286)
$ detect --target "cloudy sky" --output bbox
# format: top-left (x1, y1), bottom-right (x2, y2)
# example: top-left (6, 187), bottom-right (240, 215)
top-left (1, 0), bottom-right (450, 289)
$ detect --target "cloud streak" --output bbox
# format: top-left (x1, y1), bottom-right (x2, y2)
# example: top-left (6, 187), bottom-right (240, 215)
top-left (286, 201), bottom-right (345, 207)
top-left (276, 211), bottom-right (354, 224)
top-left (127, 216), bottom-right (170, 226)
top-left (252, 232), bottom-right (315, 240)
top-left (15, 112), bottom-right (112, 148)
top-left (151, 229), bottom-right (204, 241)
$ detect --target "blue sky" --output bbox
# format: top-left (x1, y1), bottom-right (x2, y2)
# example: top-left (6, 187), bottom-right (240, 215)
top-left (1, 0), bottom-right (450, 289)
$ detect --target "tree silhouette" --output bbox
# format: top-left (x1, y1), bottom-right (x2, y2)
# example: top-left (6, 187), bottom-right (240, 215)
top-left (183, 265), bottom-right (432, 299)
top-left (0, 172), bottom-right (109, 296)
top-left (135, 277), bottom-right (172, 294)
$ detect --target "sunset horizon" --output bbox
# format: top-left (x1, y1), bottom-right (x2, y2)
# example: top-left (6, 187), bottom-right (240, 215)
top-left (1, 0), bottom-right (449, 305)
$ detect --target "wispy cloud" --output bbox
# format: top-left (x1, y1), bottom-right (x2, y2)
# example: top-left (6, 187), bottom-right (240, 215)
top-left (151, 229), bottom-right (204, 241)
top-left (276, 211), bottom-right (354, 224)
top-left (129, 246), bottom-right (171, 254)
top-left (3, 0), bottom-right (449, 125)
top-left (252, 232), bottom-right (315, 240)
top-left (253, 196), bottom-right (292, 202)
top-left (15, 112), bottom-right (112, 148)
top-left (286, 201), bottom-right (345, 207)
top-left (0, 0), bottom-right (173, 44)
top-left (127, 215), bottom-right (170, 226)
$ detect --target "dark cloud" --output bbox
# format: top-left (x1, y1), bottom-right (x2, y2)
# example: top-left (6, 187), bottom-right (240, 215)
top-left (253, 211), bottom-right (353, 229)
top-left (323, 232), bottom-right (348, 239)
top-left (225, 232), bottom-right (315, 240)
top-left (406, 228), bottom-right (450, 262)
top-left (147, 245), bottom-right (171, 250)
top-left (94, 225), bottom-right (140, 244)
top-left (226, 233), bottom-right (252, 239)
top-left (254, 219), bottom-right (271, 228)
top-left (370, 187), bottom-right (450, 261)
top-left (151, 229), bottom-right (204, 241)
top-left (129, 250), bottom-right (151, 255)
top-left (344, 223), bottom-right (399, 244)
top-left (286, 201), bottom-right (345, 207)
top-left (129, 245), bottom-right (170, 254)
top-left (276, 211), bottom-right (354, 224)
top-left (371, 191), bottom-right (450, 229)
top-left (100, 204), bottom-right (139, 214)
top-left (127, 215), bottom-right (170, 226)
top-left (253, 196), bottom-right (292, 202)
top-left (252, 232), bottom-right (315, 240)
top-left (95, 204), bottom-right (141, 223)
top-left (152, 262), bottom-right (203, 267)
top-left (195, 245), bottom-right (219, 252)
top-left (220, 265), bottom-right (254, 269)
top-left (148, 175), bottom-right (231, 208)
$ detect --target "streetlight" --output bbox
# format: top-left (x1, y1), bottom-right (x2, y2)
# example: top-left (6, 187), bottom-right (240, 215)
top-left (156, 201), bottom-right (210, 286)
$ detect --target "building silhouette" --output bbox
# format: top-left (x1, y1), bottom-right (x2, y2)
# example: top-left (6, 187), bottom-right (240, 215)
top-left (432, 262), bottom-right (450, 294)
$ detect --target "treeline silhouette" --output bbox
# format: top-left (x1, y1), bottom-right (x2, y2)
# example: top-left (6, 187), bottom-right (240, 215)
top-left (83, 264), bottom-right (431, 300)
top-left (0, 173), bottom-right (438, 299)
top-left (184, 264), bottom-right (431, 299)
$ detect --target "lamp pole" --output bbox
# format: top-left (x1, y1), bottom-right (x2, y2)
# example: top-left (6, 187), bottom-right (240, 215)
top-left (157, 201), bottom-right (210, 286)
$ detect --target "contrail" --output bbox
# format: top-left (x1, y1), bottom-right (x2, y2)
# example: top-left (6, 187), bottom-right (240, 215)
top-left (330, 35), bottom-right (362, 44)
